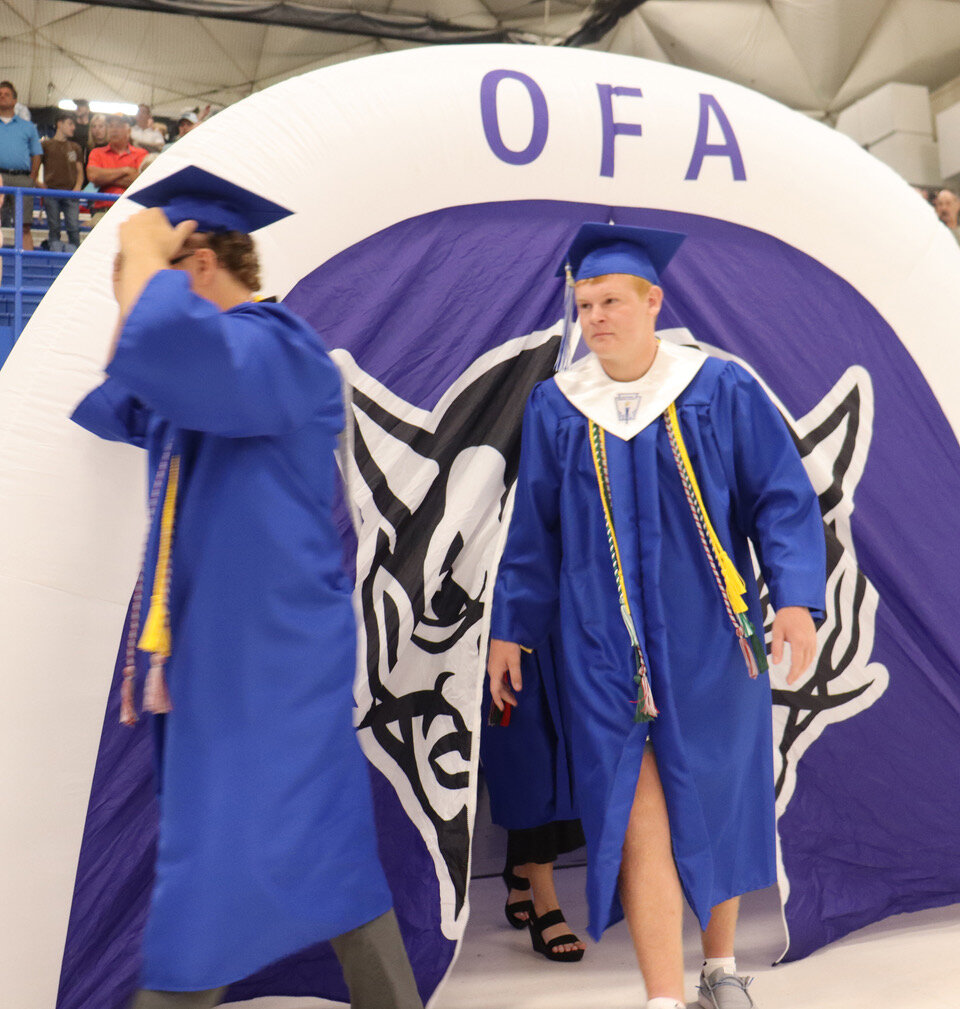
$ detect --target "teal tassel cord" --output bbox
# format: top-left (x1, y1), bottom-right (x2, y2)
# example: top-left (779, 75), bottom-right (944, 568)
top-left (737, 613), bottom-right (768, 677)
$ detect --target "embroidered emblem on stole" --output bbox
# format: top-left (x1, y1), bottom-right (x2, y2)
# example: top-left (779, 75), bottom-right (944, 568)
top-left (614, 392), bottom-right (642, 423)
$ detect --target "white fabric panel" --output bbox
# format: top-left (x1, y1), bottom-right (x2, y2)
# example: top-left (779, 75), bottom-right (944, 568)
top-left (770, 0), bottom-right (888, 103)
top-left (639, 0), bottom-right (823, 110)
top-left (342, 0), bottom-right (391, 11)
top-left (253, 24), bottom-right (375, 81)
top-left (506, 10), bottom-right (585, 38)
top-left (250, 40), bottom-right (391, 98)
top-left (483, 0), bottom-right (580, 19)
top-left (936, 100), bottom-right (960, 178)
top-left (590, 11), bottom-right (672, 61)
top-left (3, 0), bottom-right (86, 31)
top-left (420, 0), bottom-right (499, 29)
top-left (837, 81), bottom-right (934, 147)
top-left (0, 4), bottom-right (31, 36)
top-left (832, 0), bottom-right (960, 109)
top-left (192, 18), bottom-right (280, 82)
top-left (868, 130), bottom-right (941, 184)
top-left (6, 0), bottom-right (960, 126)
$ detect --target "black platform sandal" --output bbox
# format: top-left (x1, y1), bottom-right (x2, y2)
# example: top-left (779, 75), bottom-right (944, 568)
top-left (527, 908), bottom-right (585, 962)
top-left (502, 868), bottom-right (534, 929)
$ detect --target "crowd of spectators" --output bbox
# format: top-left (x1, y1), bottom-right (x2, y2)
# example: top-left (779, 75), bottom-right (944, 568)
top-left (1, 80), bottom-right (209, 250)
top-left (4, 75), bottom-right (960, 257)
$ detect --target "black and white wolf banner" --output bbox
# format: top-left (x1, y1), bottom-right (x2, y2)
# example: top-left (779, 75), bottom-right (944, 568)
top-left (9, 45), bottom-right (957, 1009)
top-left (287, 200), bottom-right (960, 991)
top-left (52, 199), bottom-right (960, 1007)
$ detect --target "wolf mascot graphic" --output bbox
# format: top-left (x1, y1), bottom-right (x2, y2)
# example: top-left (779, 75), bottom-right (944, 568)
top-left (336, 327), bottom-right (886, 945)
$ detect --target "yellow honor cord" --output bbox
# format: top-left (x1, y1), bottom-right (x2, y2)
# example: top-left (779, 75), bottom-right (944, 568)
top-left (589, 424), bottom-right (635, 623)
top-left (665, 403), bottom-right (748, 614)
top-left (138, 454), bottom-right (180, 656)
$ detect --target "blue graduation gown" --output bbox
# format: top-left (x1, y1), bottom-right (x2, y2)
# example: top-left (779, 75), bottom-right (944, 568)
top-left (480, 630), bottom-right (578, 830)
top-left (72, 271), bottom-right (393, 991)
top-left (489, 353), bottom-right (825, 941)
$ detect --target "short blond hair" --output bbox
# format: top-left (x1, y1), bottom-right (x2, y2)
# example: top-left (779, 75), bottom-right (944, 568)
top-left (574, 273), bottom-right (653, 298)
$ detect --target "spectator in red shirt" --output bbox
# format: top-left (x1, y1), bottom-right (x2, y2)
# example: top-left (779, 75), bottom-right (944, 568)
top-left (86, 115), bottom-right (146, 226)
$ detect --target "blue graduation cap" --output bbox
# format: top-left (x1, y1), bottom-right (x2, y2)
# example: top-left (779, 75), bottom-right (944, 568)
top-left (553, 223), bottom-right (686, 372)
top-left (130, 165), bottom-right (292, 233)
top-left (557, 222), bottom-right (687, 285)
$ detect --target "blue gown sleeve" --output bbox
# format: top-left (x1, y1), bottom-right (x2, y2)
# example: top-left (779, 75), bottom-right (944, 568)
top-left (107, 271), bottom-right (339, 437)
top-left (489, 385), bottom-right (563, 648)
top-left (715, 363), bottom-right (826, 620)
top-left (71, 375), bottom-right (154, 448)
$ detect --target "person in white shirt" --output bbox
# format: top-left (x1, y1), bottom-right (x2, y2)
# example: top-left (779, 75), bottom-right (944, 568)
top-left (130, 104), bottom-right (165, 154)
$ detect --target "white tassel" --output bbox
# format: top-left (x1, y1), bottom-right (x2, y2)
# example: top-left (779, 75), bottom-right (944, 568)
top-left (554, 264), bottom-right (577, 372)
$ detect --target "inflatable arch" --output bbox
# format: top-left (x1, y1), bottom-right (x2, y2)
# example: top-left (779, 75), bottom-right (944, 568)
top-left (2, 44), bottom-right (960, 1009)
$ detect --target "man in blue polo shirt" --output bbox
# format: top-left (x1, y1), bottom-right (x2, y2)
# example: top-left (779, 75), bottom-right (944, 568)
top-left (0, 80), bottom-right (42, 251)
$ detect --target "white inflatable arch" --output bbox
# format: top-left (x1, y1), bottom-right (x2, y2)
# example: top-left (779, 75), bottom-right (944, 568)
top-left (2, 44), bottom-right (959, 1009)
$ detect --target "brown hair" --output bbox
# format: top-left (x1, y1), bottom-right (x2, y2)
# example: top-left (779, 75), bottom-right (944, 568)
top-left (574, 273), bottom-right (653, 298)
top-left (188, 231), bottom-right (261, 291)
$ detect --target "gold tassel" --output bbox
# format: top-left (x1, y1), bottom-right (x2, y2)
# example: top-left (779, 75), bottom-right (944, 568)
top-left (136, 454), bottom-right (179, 716)
top-left (666, 403), bottom-right (748, 613)
top-left (719, 552), bottom-right (748, 614)
top-left (138, 456), bottom-right (179, 659)
top-left (137, 598), bottom-right (171, 655)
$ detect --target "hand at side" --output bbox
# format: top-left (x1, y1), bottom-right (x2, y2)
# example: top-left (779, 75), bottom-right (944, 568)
top-left (771, 606), bottom-right (817, 685)
top-left (487, 638), bottom-right (522, 710)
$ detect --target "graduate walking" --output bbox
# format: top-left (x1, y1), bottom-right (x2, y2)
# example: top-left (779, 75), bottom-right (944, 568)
top-left (487, 224), bottom-right (826, 1009)
top-left (71, 167), bottom-right (423, 1009)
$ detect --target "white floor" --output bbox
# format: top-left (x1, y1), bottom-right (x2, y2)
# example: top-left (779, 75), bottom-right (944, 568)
top-left (226, 865), bottom-right (960, 1009)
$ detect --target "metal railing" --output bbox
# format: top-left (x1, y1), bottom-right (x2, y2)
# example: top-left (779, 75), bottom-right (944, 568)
top-left (0, 184), bottom-right (119, 348)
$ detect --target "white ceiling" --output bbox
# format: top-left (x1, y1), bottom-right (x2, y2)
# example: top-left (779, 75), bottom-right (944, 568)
top-left (2, 0), bottom-right (959, 118)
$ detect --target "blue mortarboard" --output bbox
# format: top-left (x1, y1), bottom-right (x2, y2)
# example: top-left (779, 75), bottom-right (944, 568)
top-left (552, 223), bottom-right (686, 372)
top-left (557, 223), bottom-right (686, 285)
top-left (130, 165), bottom-right (292, 233)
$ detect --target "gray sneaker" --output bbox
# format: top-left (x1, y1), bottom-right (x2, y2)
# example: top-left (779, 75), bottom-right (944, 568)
top-left (697, 967), bottom-right (758, 1008)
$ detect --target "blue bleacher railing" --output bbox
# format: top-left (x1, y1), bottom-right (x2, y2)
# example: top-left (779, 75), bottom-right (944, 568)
top-left (1, 184), bottom-right (120, 364)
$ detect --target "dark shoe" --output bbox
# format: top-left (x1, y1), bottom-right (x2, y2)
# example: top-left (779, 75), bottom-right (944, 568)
top-left (528, 908), bottom-right (585, 962)
top-left (502, 868), bottom-right (534, 929)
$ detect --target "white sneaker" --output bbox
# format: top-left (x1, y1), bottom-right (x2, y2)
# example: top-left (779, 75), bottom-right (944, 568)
top-left (698, 967), bottom-right (758, 1008)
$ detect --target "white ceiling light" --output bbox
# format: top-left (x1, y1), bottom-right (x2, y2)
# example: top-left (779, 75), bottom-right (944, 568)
top-left (58, 99), bottom-right (139, 116)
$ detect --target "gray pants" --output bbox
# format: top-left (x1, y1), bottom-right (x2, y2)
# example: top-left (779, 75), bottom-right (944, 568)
top-left (42, 194), bottom-right (80, 247)
top-left (129, 909), bottom-right (423, 1009)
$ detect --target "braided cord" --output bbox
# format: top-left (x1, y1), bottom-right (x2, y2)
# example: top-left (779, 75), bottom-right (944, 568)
top-left (588, 420), bottom-right (658, 721)
top-left (663, 404), bottom-right (766, 678)
top-left (120, 439), bottom-right (178, 725)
